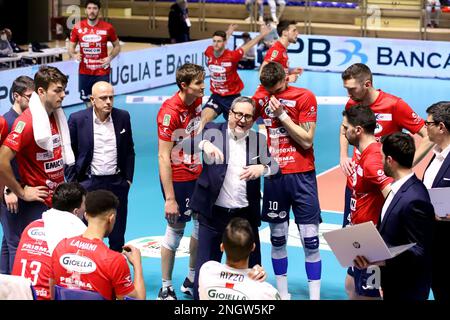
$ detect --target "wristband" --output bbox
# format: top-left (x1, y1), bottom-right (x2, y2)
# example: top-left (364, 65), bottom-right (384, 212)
top-left (278, 112), bottom-right (289, 121)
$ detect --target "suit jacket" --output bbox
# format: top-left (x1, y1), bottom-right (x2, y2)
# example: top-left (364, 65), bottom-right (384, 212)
top-left (65, 107), bottom-right (135, 183)
top-left (378, 174), bottom-right (435, 300)
top-left (424, 151), bottom-right (450, 188)
top-left (188, 122), bottom-right (279, 226)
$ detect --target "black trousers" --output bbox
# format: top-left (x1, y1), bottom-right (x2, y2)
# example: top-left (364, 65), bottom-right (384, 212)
top-left (432, 220), bottom-right (450, 301)
top-left (193, 205), bottom-right (261, 300)
top-left (81, 174), bottom-right (130, 252)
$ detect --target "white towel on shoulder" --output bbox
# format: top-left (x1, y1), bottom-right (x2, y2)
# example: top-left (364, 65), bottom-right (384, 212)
top-left (29, 92), bottom-right (75, 165)
top-left (43, 208), bottom-right (87, 254)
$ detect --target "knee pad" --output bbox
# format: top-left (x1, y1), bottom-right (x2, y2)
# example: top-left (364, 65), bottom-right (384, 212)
top-left (270, 222), bottom-right (288, 258)
top-left (191, 218), bottom-right (199, 240)
top-left (161, 226), bottom-right (184, 252)
top-left (270, 235), bottom-right (286, 248)
top-left (298, 224), bottom-right (321, 262)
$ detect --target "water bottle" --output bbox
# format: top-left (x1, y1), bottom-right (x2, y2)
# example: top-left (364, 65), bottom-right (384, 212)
top-left (28, 43), bottom-right (33, 53)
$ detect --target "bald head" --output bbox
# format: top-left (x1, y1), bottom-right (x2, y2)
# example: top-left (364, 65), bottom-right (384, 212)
top-left (90, 81), bottom-right (114, 121)
top-left (92, 81), bottom-right (114, 97)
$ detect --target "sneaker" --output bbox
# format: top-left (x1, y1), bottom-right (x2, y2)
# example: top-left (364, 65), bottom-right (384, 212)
top-left (180, 277), bottom-right (194, 296)
top-left (157, 287), bottom-right (177, 300)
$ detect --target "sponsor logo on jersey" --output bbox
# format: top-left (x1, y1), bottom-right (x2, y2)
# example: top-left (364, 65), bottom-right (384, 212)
top-left (221, 62), bottom-right (232, 67)
top-left (96, 30), bottom-right (107, 35)
top-left (60, 254), bottom-right (97, 274)
top-left (275, 155), bottom-right (295, 163)
top-left (269, 146), bottom-right (297, 155)
top-left (185, 117), bottom-right (201, 134)
top-left (263, 119), bottom-right (272, 127)
top-left (36, 151), bottom-right (54, 161)
top-left (28, 227), bottom-right (46, 241)
top-left (82, 34), bottom-right (102, 42)
top-left (278, 99), bottom-right (296, 108)
top-left (83, 47), bottom-right (102, 55)
top-left (377, 169), bottom-right (385, 176)
top-left (264, 106), bottom-right (275, 118)
top-left (269, 127), bottom-right (289, 138)
top-left (350, 197), bottom-right (356, 211)
top-left (45, 179), bottom-right (59, 190)
top-left (125, 236), bottom-right (190, 258)
top-left (207, 287), bottom-right (248, 300)
top-left (357, 165), bottom-right (363, 177)
top-left (375, 113), bottom-right (392, 121)
top-left (279, 211), bottom-right (287, 219)
top-left (52, 134), bottom-right (61, 148)
top-left (208, 64), bottom-right (226, 73)
top-left (267, 212), bottom-right (278, 219)
top-left (14, 121), bottom-right (26, 133)
top-left (44, 158), bottom-right (64, 173)
top-left (374, 123), bottom-right (383, 135)
top-left (80, 42), bottom-right (89, 48)
top-left (163, 114), bottom-right (171, 126)
top-left (271, 50), bottom-right (278, 59)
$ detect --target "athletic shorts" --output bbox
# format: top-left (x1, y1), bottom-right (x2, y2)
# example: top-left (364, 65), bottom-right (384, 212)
top-left (204, 93), bottom-right (241, 121)
top-left (79, 74), bottom-right (111, 101)
top-left (347, 266), bottom-right (381, 298)
top-left (262, 171), bottom-right (321, 224)
top-left (161, 180), bottom-right (196, 223)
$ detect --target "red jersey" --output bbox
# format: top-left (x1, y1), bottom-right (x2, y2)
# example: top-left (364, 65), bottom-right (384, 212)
top-left (51, 236), bottom-right (134, 300)
top-left (349, 142), bottom-right (392, 226)
top-left (11, 220), bottom-right (51, 300)
top-left (253, 85), bottom-right (317, 174)
top-left (345, 90), bottom-right (424, 188)
top-left (3, 109), bottom-right (64, 207)
top-left (204, 46), bottom-right (244, 96)
top-left (264, 40), bottom-right (289, 75)
top-left (157, 92), bottom-right (202, 182)
top-left (0, 115), bottom-right (7, 145)
top-left (70, 19), bottom-right (118, 76)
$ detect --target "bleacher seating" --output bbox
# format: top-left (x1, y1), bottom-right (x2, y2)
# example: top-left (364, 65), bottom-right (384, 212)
top-left (60, 0), bottom-right (450, 41)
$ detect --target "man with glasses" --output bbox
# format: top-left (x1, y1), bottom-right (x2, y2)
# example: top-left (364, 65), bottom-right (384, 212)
top-left (0, 76), bottom-right (34, 274)
top-left (339, 63), bottom-right (433, 228)
top-left (422, 101), bottom-right (450, 301)
top-left (252, 62), bottom-right (321, 300)
top-left (66, 81), bottom-right (135, 255)
top-left (185, 96), bottom-right (279, 299)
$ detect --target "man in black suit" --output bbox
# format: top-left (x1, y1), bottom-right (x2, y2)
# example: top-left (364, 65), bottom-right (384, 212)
top-left (66, 81), bottom-right (135, 252)
top-left (355, 132), bottom-right (435, 300)
top-left (422, 101), bottom-right (450, 301)
top-left (187, 96), bottom-right (279, 299)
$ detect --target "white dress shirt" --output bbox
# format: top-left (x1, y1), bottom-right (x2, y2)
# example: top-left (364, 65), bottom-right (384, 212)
top-left (215, 128), bottom-right (249, 209)
top-left (380, 172), bottom-right (414, 222)
top-left (90, 109), bottom-right (118, 176)
top-left (423, 144), bottom-right (450, 189)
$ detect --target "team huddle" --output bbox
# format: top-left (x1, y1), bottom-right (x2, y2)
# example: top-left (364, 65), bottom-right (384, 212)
top-left (1, 4), bottom-right (449, 301)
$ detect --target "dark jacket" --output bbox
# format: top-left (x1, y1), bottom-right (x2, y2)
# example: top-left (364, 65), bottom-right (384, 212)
top-left (378, 174), bottom-right (435, 300)
top-left (65, 107), bottom-right (135, 183)
top-left (187, 122), bottom-right (279, 226)
top-left (168, 3), bottom-right (190, 42)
